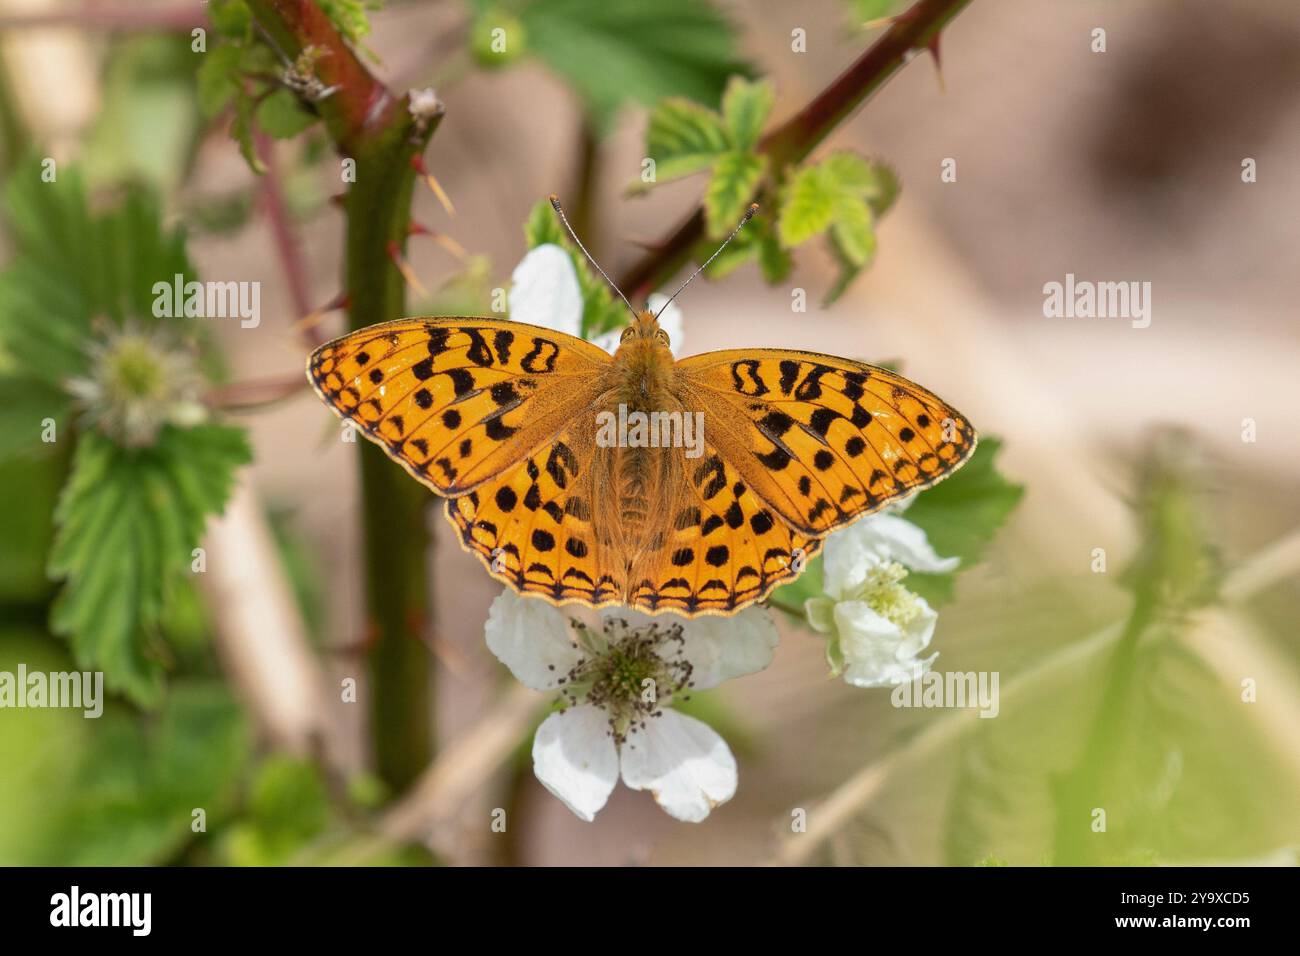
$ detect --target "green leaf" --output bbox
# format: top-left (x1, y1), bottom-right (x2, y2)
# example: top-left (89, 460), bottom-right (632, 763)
top-left (218, 756), bottom-right (333, 866)
top-left (196, 42), bottom-right (243, 118)
top-left (231, 93), bottom-right (265, 175)
top-left (645, 97), bottom-right (730, 182)
top-left (255, 88), bottom-right (318, 139)
top-left (704, 151), bottom-right (765, 238)
top-left (48, 425), bottom-right (251, 706)
top-left (0, 162), bottom-right (197, 386)
top-left (207, 0), bottom-right (253, 38)
top-left (777, 164), bottom-right (837, 248)
top-left (318, 0), bottom-right (381, 42)
top-left (824, 199), bottom-right (875, 305)
top-left (519, 0), bottom-right (750, 133)
top-left (905, 437), bottom-right (1023, 589)
top-left (54, 682), bottom-right (251, 865)
top-left (721, 76), bottom-right (774, 151)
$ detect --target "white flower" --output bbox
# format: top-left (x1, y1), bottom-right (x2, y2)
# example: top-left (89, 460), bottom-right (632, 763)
top-left (485, 590), bottom-right (778, 822)
top-left (805, 497), bottom-right (957, 688)
top-left (507, 244), bottom-right (685, 355)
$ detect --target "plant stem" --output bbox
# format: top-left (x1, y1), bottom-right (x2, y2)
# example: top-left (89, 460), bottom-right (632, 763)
top-left (617, 0), bottom-right (973, 299)
top-left (246, 0), bottom-right (443, 791)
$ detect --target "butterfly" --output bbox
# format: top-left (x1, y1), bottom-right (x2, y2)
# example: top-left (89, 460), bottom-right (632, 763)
top-left (307, 202), bottom-right (977, 618)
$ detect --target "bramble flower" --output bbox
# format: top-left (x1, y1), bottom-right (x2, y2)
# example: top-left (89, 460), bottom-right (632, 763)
top-left (804, 497), bottom-right (958, 687)
top-left (485, 590), bottom-right (778, 822)
top-left (508, 243), bottom-right (684, 355)
top-left (66, 322), bottom-right (206, 447)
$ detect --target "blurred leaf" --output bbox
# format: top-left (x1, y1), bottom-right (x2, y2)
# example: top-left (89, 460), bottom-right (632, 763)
top-left (207, 0), bottom-right (253, 37)
top-left (942, 621), bottom-right (1299, 866)
top-left (56, 682), bottom-right (250, 866)
top-left (48, 426), bottom-right (251, 706)
top-left (196, 43), bottom-right (244, 118)
top-left (0, 641), bottom-right (251, 867)
top-left (83, 37), bottom-right (200, 194)
top-left (0, 162), bottom-right (196, 386)
top-left (645, 97), bottom-right (729, 181)
top-left (0, 447), bottom-right (63, 604)
top-left (721, 76), bottom-right (774, 152)
top-left (470, 8), bottom-right (529, 68)
top-left (218, 756), bottom-right (332, 866)
top-left (319, 0), bottom-right (382, 42)
top-left (518, 0), bottom-right (749, 133)
top-left (255, 88), bottom-right (319, 139)
top-left (846, 0), bottom-right (903, 22)
top-left (704, 151), bottom-right (765, 238)
top-left (0, 376), bottom-right (67, 460)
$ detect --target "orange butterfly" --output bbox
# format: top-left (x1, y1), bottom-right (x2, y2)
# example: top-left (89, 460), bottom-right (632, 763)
top-left (307, 201), bottom-right (976, 617)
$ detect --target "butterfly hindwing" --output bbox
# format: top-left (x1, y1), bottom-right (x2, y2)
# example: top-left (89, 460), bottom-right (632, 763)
top-left (308, 317), bottom-right (612, 494)
top-left (675, 349), bottom-right (977, 535)
top-left (627, 444), bottom-right (823, 615)
top-left (445, 428), bottom-right (625, 607)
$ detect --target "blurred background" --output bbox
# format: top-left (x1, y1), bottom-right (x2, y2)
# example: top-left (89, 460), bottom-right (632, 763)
top-left (1, 0), bottom-right (1298, 866)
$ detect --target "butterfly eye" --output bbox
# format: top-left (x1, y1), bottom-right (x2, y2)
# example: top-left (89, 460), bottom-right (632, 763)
top-left (654, 329), bottom-right (670, 346)
top-left (620, 327), bottom-right (635, 343)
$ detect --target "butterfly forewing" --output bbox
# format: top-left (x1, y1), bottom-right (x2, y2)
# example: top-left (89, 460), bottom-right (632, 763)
top-left (307, 317), bottom-right (613, 495)
top-left (675, 349), bottom-right (978, 535)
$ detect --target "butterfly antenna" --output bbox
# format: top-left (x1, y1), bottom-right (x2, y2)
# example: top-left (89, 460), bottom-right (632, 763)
top-left (654, 203), bottom-right (759, 320)
top-left (549, 195), bottom-right (639, 322)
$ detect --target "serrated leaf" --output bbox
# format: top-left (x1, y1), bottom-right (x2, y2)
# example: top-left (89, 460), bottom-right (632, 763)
top-left (255, 88), bottom-right (318, 139)
top-left (48, 425), bottom-right (251, 706)
top-left (704, 151), bottom-right (765, 238)
top-left (721, 75), bottom-right (774, 151)
top-left (645, 97), bottom-right (730, 181)
top-left (519, 0), bottom-right (750, 133)
top-left (777, 164), bottom-right (836, 248)
top-left (0, 162), bottom-right (196, 386)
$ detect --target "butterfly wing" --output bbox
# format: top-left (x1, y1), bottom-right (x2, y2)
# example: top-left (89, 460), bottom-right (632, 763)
top-left (625, 443), bottom-right (824, 615)
top-left (444, 426), bottom-right (627, 608)
top-left (674, 349), bottom-right (977, 535)
top-left (308, 317), bottom-right (613, 495)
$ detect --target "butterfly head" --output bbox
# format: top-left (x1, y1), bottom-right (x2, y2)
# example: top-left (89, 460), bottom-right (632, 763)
top-left (619, 310), bottom-right (671, 348)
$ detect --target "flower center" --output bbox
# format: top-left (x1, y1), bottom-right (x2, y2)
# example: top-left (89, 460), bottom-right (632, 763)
top-left (856, 561), bottom-right (923, 630)
top-left (561, 618), bottom-right (693, 744)
top-left (105, 336), bottom-right (167, 402)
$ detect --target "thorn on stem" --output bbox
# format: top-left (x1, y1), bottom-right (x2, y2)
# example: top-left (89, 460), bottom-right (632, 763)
top-left (387, 241), bottom-right (429, 299)
top-left (411, 154), bottom-right (456, 218)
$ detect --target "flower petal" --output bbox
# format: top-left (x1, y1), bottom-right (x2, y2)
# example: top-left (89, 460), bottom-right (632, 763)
top-left (588, 327), bottom-right (621, 355)
top-left (821, 524), bottom-right (882, 599)
top-left (834, 599), bottom-right (937, 688)
top-left (508, 244), bottom-right (583, 337)
top-left (646, 293), bottom-right (684, 356)
top-left (619, 710), bottom-right (736, 822)
top-left (858, 514), bottom-right (960, 573)
top-left (532, 706), bottom-right (619, 822)
top-left (677, 606), bottom-right (778, 690)
top-left (484, 589), bottom-right (582, 691)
